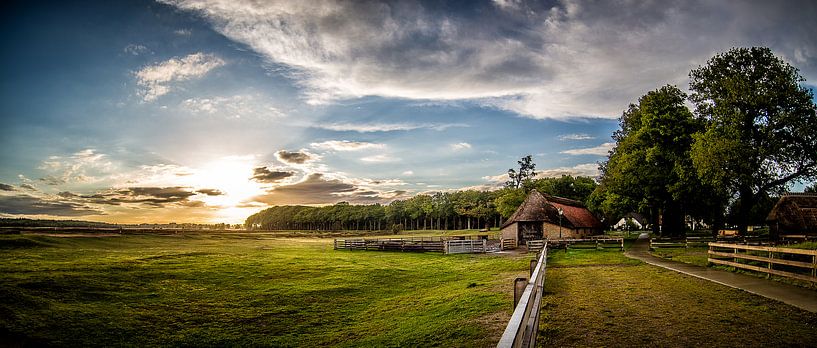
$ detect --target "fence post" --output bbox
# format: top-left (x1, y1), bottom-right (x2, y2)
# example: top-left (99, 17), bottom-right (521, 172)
top-left (513, 277), bottom-right (527, 308)
top-left (813, 255), bottom-right (816, 278)
top-left (767, 251), bottom-right (773, 279)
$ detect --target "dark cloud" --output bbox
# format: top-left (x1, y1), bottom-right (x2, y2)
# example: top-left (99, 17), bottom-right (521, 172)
top-left (275, 150), bottom-right (315, 164)
top-left (20, 184), bottom-right (37, 191)
top-left (62, 187), bottom-right (202, 208)
top-left (0, 183), bottom-right (15, 191)
top-left (252, 173), bottom-right (406, 205)
top-left (39, 176), bottom-right (66, 185)
top-left (251, 167), bottom-right (295, 183)
top-left (0, 195), bottom-right (103, 216)
top-left (196, 188), bottom-right (224, 196)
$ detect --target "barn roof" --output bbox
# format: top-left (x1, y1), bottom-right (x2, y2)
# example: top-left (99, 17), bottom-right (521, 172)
top-left (766, 193), bottom-right (817, 233)
top-left (502, 190), bottom-right (603, 229)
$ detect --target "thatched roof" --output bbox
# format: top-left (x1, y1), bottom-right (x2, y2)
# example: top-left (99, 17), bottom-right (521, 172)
top-left (502, 190), bottom-right (603, 229)
top-left (766, 193), bottom-right (817, 233)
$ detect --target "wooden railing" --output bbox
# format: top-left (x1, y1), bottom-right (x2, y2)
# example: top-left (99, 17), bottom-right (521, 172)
top-left (650, 237), bottom-right (717, 249)
top-left (444, 239), bottom-right (487, 254)
top-left (548, 238), bottom-right (624, 251)
top-left (708, 242), bottom-right (817, 283)
top-left (498, 241), bottom-right (548, 348)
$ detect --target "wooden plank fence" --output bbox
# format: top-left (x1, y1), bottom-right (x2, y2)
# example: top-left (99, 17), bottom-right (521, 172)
top-left (650, 237), bottom-right (717, 249)
top-left (498, 241), bottom-right (548, 348)
top-left (708, 242), bottom-right (817, 283)
top-left (548, 238), bottom-right (624, 251)
top-left (334, 236), bottom-right (489, 254)
top-left (444, 239), bottom-right (487, 254)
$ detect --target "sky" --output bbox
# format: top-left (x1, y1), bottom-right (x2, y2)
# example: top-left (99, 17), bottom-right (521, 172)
top-left (1, 0), bottom-right (816, 224)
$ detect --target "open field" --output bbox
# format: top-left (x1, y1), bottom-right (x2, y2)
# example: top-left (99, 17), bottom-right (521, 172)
top-left (0, 233), bottom-right (528, 347)
top-left (539, 249), bottom-right (817, 347)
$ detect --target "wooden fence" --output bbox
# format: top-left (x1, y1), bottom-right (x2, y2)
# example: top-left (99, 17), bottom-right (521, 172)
top-left (650, 237), bottom-right (718, 249)
top-left (708, 242), bottom-right (817, 283)
top-left (334, 235), bottom-right (489, 254)
top-left (549, 238), bottom-right (624, 251)
top-left (498, 242), bottom-right (548, 348)
top-left (444, 239), bottom-right (487, 254)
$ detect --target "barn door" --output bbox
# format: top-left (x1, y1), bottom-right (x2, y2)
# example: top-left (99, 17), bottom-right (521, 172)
top-left (519, 222), bottom-right (542, 242)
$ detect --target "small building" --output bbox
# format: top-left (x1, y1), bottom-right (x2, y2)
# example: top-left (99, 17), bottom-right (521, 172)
top-left (612, 212), bottom-right (648, 230)
top-left (766, 193), bottom-right (817, 239)
top-left (500, 190), bottom-right (603, 246)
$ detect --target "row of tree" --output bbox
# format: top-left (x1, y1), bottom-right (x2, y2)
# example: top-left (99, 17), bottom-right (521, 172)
top-left (245, 175), bottom-right (598, 231)
top-left (589, 47), bottom-right (817, 236)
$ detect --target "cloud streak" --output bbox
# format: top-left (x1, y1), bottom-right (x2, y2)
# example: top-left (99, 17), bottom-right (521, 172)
top-left (135, 52), bottom-right (225, 102)
top-left (310, 140), bottom-right (385, 151)
top-left (560, 142), bottom-right (614, 156)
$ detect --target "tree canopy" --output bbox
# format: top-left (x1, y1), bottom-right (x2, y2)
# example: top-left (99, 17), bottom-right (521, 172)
top-left (689, 47), bottom-right (817, 233)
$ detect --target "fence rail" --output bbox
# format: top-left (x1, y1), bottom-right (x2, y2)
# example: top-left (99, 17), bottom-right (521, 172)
top-left (498, 241), bottom-right (548, 348)
top-left (708, 242), bottom-right (817, 283)
top-left (548, 238), bottom-right (623, 251)
top-left (444, 239), bottom-right (487, 254)
top-left (334, 235), bottom-right (489, 254)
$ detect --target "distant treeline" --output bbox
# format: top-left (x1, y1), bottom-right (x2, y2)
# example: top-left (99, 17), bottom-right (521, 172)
top-left (245, 175), bottom-right (597, 231)
top-left (0, 218), bottom-right (117, 228)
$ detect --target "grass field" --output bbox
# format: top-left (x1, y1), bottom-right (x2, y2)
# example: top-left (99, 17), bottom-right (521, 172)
top-left (0, 233), bottom-right (529, 347)
top-left (539, 249), bottom-right (817, 347)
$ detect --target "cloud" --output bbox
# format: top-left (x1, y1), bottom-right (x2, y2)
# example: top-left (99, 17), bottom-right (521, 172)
top-left (275, 150), bottom-right (318, 164)
top-left (181, 95), bottom-right (284, 118)
top-left (135, 52), bottom-right (225, 102)
top-left (196, 188), bottom-right (224, 196)
top-left (560, 142), bottom-right (614, 156)
top-left (174, 28), bottom-right (192, 36)
top-left (360, 154), bottom-right (397, 163)
top-left (0, 195), bottom-right (104, 216)
top-left (315, 122), bottom-right (468, 133)
top-left (559, 133), bottom-right (595, 141)
top-left (483, 163), bottom-right (600, 184)
top-left (310, 140), bottom-right (385, 151)
top-left (124, 44), bottom-right (151, 56)
top-left (252, 173), bottom-right (405, 205)
top-left (162, 0), bottom-right (817, 119)
top-left (19, 184), bottom-right (37, 191)
top-left (0, 183), bottom-right (15, 191)
top-left (402, 170), bottom-right (414, 176)
top-left (450, 142), bottom-right (472, 151)
top-left (38, 149), bottom-right (116, 184)
top-left (63, 186), bottom-right (201, 208)
top-left (251, 167), bottom-right (295, 183)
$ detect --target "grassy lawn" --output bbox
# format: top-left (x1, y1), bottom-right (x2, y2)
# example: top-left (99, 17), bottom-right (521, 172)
top-left (0, 233), bottom-right (528, 347)
top-left (539, 249), bottom-right (817, 347)
top-left (651, 247), bottom-right (709, 267)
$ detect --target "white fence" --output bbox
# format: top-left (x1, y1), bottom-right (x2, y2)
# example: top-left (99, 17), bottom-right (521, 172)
top-left (444, 239), bottom-right (487, 254)
top-left (497, 241), bottom-right (548, 348)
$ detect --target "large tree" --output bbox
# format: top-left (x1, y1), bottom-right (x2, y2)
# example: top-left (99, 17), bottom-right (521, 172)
top-left (596, 85), bottom-right (704, 236)
top-left (506, 155), bottom-right (536, 189)
top-left (689, 47), bottom-right (817, 234)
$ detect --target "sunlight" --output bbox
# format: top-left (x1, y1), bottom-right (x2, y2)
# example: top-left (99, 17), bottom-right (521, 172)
top-left (186, 155), bottom-right (265, 222)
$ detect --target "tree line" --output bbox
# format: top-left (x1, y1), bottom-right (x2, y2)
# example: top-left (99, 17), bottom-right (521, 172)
top-left (589, 47), bottom-right (817, 237)
top-left (244, 175), bottom-right (597, 231)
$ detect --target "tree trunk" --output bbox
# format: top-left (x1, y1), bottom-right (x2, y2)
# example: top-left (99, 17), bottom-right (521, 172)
top-left (736, 186), bottom-right (754, 235)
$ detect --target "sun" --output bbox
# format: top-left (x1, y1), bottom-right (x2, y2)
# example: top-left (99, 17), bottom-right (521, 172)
top-left (185, 155), bottom-right (267, 223)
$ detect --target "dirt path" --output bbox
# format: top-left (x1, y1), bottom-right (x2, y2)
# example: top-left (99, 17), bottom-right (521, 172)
top-left (624, 233), bottom-right (817, 313)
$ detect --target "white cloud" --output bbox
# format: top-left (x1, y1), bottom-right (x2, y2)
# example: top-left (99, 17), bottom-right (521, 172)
top-left (561, 142), bottom-right (614, 156)
top-left (124, 44), bottom-right (151, 56)
top-left (402, 170), bottom-right (414, 176)
top-left (450, 142), bottom-right (472, 151)
top-left (174, 29), bottom-right (192, 36)
top-left (38, 149), bottom-right (118, 184)
top-left (181, 95), bottom-right (284, 118)
top-left (135, 52), bottom-right (225, 102)
top-left (558, 133), bottom-right (595, 141)
top-left (315, 122), bottom-right (467, 133)
top-left (360, 154), bottom-right (397, 163)
top-left (538, 163), bottom-right (600, 178)
top-left (162, 0), bottom-right (817, 119)
top-left (310, 140), bottom-right (385, 151)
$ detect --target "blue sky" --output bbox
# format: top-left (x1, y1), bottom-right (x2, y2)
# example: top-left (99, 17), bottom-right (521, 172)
top-left (1, 0), bottom-right (815, 223)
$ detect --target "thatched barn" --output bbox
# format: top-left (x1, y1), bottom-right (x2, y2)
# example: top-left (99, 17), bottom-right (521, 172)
top-left (766, 193), bottom-right (817, 239)
top-left (500, 190), bottom-right (603, 246)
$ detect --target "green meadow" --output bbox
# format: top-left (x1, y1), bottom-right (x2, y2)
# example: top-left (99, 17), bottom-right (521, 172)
top-left (0, 233), bottom-right (527, 347)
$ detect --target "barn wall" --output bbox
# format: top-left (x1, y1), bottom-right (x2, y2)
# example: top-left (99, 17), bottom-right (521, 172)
top-left (500, 223), bottom-right (518, 246)
top-left (544, 222), bottom-right (579, 239)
